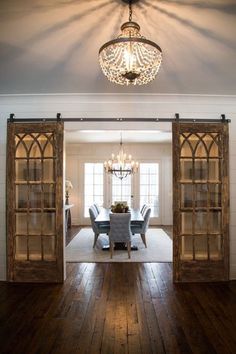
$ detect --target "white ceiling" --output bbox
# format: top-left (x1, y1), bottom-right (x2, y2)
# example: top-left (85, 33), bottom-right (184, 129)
top-left (65, 129), bottom-right (172, 143)
top-left (0, 0), bottom-right (236, 95)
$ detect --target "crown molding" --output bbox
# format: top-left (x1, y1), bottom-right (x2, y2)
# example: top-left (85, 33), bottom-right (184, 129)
top-left (0, 93), bottom-right (236, 98)
top-left (0, 93), bottom-right (235, 104)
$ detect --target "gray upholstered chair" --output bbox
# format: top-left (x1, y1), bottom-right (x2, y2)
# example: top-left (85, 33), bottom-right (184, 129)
top-left (93, 203), bottom-right (100, 214)
top-left (89, 206), bottom-right (109, 247)
top-left (131, 207), bottom-right (151, 247)
top-left (91, 204), bottom-right (98, 217)
top-left (109, 213), bottom-right (132, 259)
top-left (140, 204), bottom-right (147, 215)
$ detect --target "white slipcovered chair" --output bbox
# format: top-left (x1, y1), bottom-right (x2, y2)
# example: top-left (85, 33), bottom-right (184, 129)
top-left (89, 206), bottom-right (109, 247)
top-left (109, 213), bottom-right (132, 259)
top-left (131, 207), bottom-right (151, 247)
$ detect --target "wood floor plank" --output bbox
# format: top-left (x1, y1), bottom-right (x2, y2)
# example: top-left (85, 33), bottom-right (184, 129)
top-left (146, 264), bottom-right (182, 354)
top-left (0, 262), bottom-right (236, 354)
top-left (130, 264), bottom-right (154, 354)
top-left (158, 264), bottom-right (219, 353)
top-left (126, 264), bottom-right (142, 354)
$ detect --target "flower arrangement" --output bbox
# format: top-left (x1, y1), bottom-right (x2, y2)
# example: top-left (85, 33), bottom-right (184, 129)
top-left (111, 202), bottom-right (129, 213)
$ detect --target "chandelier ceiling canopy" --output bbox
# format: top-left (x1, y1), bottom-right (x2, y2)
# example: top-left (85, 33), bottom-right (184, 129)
top-left (98, 0), bottom-right (162, 86)
top-left (104, 133), bottom-right (139, 180)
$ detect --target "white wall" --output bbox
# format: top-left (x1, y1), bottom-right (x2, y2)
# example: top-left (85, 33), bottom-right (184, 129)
top-left (0, 93), bottom-right (235, 280)
top-left (65, 142), bottom-right (172, 226)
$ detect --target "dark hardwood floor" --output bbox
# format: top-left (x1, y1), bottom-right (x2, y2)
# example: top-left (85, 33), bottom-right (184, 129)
top-left (1, 263), bottom-right (236, 354)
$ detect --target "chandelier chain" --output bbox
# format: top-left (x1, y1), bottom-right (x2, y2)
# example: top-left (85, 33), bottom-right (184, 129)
top-left (129, 0), bottom-right (132, 22)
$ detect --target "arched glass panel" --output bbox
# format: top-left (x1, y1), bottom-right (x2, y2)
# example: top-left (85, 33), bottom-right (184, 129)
top-left (37, 134), bottom-right (48, 150)
top-left (23, 134), bottom-right (34, 151)
top-left (188, 134), bottom-right (200, 151)
top-left (194, 140), bottom-right (208, 157)
top-left (29, 140), bottom-right (42, 158)
top-left (209, 141), bottom-right (219, 157)
top-left (43, 140), bottom-right (54, 157)
top-left (181, 140), bottom-right (193, 157)
top-left (15, 141), bottom-right (27, 158)
top-left (203, 134), bottom-right (214, 150)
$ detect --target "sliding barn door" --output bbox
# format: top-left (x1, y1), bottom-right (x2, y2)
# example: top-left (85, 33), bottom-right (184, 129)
top-left (7, 122), bottom-right (64, 282)
top-left (172, 122), bottom-right (229, 282)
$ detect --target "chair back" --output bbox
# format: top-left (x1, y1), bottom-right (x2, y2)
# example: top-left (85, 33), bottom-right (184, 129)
top-left (89, 206), bottom-right (99, 234)
top-left (109, 213), bottom-right (132, 243)
top-left (140, 204), bottom-right (147, 215)
top-left (91, 204), bottom-right (98, 217)
top-left (93, 203), bottom-right (100, 214)
top-left (142, 207), bottom-right (151, 233)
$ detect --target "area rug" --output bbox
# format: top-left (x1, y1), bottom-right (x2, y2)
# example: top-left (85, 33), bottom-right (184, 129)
top-left (66, 228), bottom-right (172, 262)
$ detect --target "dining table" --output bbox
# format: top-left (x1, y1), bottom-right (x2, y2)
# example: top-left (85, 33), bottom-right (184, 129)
top-left (95, 207), bottom-right (144, 251)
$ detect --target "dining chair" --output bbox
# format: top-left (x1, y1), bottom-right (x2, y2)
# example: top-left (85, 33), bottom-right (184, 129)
top-left (140, 204), bottom-right (147, 215)
top-left (91, 204), bottom-right (98, 217)
top-left (131, 207), bottom-right (151, 247)
top-left (109, 213), bottom-right (132, 259)
top-left (89, 206), bottom-right (109, 247)
top-left (93, 203), bottom-right (100, 214)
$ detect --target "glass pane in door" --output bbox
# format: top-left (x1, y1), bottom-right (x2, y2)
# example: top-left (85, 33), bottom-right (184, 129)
top-left (139, 163), bottom-right (159, 217)
top-left (180, 159), bottom-right (193, 182)
top-left (29, 185), bottom-right (42, 208)
top-left (15, 160), bottom-right (28, 182)
top-left (195, 184), bottom-right (207, 208)
top-left (84, 163), bottom-right (104, 217)
top-left (209, 184), bottom-right (221, 207)
top-left (195, 235), bottom-right (208, 260)
top-left (112, 173), bottom-right (131, 206)
top-left (16, 185), bottom-right (28, 208)
top-left (209, 235), bottom-right (222, 260)
top-left (15, 236), bottom-right (27, 260)
top-left (180, 236), bottom-right (193, 260)
top-left (181, 184), bottom-right (193, 208)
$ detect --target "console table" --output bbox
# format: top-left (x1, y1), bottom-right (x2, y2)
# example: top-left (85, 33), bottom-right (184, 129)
top-left (65, 204), bottom-right (74, 233)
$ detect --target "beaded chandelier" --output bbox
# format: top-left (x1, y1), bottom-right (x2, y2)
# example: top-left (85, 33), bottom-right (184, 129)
top-left (98, 0), bottom-right (162, 86)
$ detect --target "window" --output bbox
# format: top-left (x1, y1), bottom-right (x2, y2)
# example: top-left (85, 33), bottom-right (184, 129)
top-left (112, 174), bottom-right (132, 206)
top-left (140, 163), bottom-right (159, 217)
top-left (84, 163), bottom-right (103, 217)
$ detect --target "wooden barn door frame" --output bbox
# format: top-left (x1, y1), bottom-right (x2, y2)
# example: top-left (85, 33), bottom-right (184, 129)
top-left (7, 121), bottom-right (64, 283)
top-left (172, 122), bottom-right (229, 282)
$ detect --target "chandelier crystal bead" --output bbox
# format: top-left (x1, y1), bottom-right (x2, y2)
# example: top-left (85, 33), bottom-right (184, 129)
top-left (98, 0), bottom-right (162, 86)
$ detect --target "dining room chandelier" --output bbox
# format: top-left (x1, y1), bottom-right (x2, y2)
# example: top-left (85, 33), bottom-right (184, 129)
top-left (104, 134), bottom-right (139, 180)
top-left (98, 0), bottom-right (162, 86)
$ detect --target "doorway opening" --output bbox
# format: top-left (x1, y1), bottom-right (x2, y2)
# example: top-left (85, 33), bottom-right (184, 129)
top-left (64, 122), bottom-right (173, 263)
